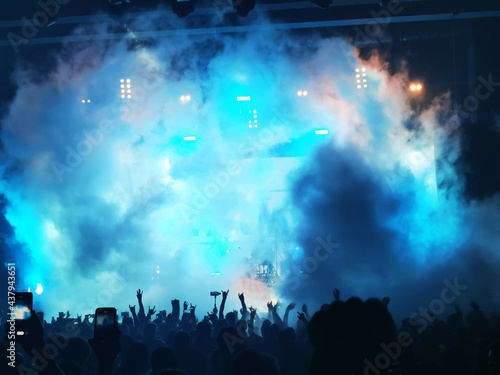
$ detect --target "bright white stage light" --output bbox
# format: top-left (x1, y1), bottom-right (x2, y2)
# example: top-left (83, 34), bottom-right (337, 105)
top-left (183, 136), bottom-right (196, 141)
top-left (237, 96), bottom-right (251, 101)
top-left (315, 129), bottom-right (329, 135)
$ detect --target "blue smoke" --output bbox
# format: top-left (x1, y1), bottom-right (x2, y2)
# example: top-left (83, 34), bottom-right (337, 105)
top-left (1, 12), bottom-right (499, 321)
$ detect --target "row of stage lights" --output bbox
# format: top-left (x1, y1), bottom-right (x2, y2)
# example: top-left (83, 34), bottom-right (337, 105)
top-left (79, 73), bottom-right (424, 105)
top-left (81, 70), bottom-right (422, 102)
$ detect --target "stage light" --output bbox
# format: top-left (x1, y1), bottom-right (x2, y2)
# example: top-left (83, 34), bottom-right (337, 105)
top-left (253, 110), bottom-right (257, 114)
top-left (303, 90), bottom-right (308, 96)
top-left (297, 91), bottom-right (302, 96)
top-left (81, 100), bottom-right (85, 103)
top-left (237, 96), bottom-right (251, 101)
top-left (254, 124), bottom-right (258, 128)
top-left (35, 283), bottom-right (43, 295)
top-left (356, 68), bottom-right (368, 89)
top-left (233, 0), bottom-right (255, 17)
top-left (183, 136), bottom-right (196, 141)
top-left (249, 125), bottom-right (253, 128)
top-left (312, 0), bottom-right (332, 9)
top-left (87, 100), bottom-right (90, 103)
top-left (297, 90), bottom-right (308, 96)
top-left (172, 0), bottom-right (194, 17)
top-left (180, 96), bottom-right (186, 101)
top-left (315, 129), bottom-right (329, 135)
top-left (186, 95), bottom-right (191, 101)
top-left (410, 83), bottom-right (423, 93)
top-left (121, 79), bottom-right (132, 99)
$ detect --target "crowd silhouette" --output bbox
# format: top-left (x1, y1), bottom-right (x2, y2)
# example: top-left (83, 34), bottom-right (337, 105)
top-left (3, 288), bottom-right (500, 374)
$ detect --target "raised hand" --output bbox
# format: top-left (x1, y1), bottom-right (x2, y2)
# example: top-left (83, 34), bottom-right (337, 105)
top-left (238, 292), bottom-right (245, 302)
top-left (286, 302), bottom-right (296, 311)
top-left (148, 306), bottom-right (156, 316)
top-left (302, 304), bottom-right (308, 314)
top-left (183, 301), bottom-right (189, 311)
top-left (222, 289), bottom-right (229, 299)
top-left (136, 289), bottom-right (143, 303)
top-left (189, 304), bottom-right (196, 314)
top-left (267, 301), bottom-right (273, 310)
top-left (129, 304), bottom-right (136, 315)
top-left (297, 311), bottom-right (308, 324)
top-left (333, 288), bottom-right (341, 301)
top-left (66, 310), bottom-right (71, 318)
top-left (250, 307), bottom-right (257, 320)
top-left (207, 311), bottom-right (217, 324)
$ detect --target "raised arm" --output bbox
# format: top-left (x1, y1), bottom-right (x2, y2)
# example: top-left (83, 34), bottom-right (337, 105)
top-left (238, 293), bottom-right (248, 320)
top-left (248, 307), bottom-right (256, 336)
top-left (219, 289), bottom-right (229, 320)
top-left (269, 301), bottom-right (284, 329)
top-left (136, 289), bottom-right (146, 324)
top-left (171, 299), bottom-right (180, 321)
top-left (129, 304), bottom-right (139, 331)
top-left (333, 288), bottom-right (341, 301)
top-left (301, 304), bottom-right (311, 321)
top-left (283, 302), bottom-right (296, 327)
top-left (147, 305), bottom-right (156, 321)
